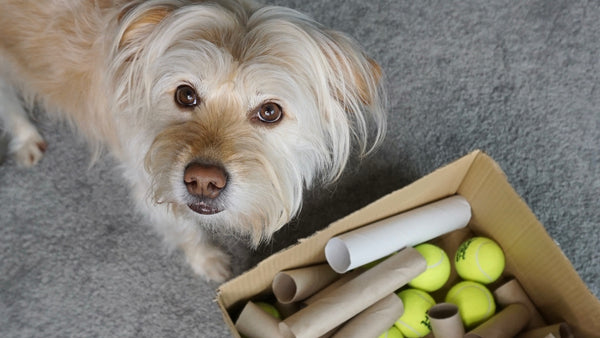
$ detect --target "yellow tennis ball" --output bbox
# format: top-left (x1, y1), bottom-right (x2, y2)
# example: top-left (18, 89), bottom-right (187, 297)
top-left (378, 326), bottom-right (404, 338)
top-left (255, 302), bottom-right (281, 319)
top-left (455, 237), bottom-right (505, 284)
top-left (409, 244), bottom-right (451, 292)
top-left (445, 281), bottom-right (495, 328)
top-left (394, 289), bottom-right (435, 338)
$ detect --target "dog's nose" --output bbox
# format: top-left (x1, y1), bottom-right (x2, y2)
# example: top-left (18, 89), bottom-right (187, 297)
top-left (183, 163), bottom-right (227, 199)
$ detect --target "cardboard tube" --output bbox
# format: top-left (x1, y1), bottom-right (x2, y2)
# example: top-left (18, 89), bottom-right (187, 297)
top-left (304, 268), bottom-right (364, 306)
top-left (273, 264), bottom-right (340, 304)
top-left (494, 279), bottom-right (546, 329)
top-left (279, 247), bottom-right (427, 338)
top-left (331, 293), bottom-right (404, 338)
top-left (516, 323), bottom-right (574, 338)
top-left (428, 303), bottom-right (465, 338)
top-left (464, 303), bottom-right (530, 338)
top-left (275, 300), bottom-right (302, 319)
top-left (325, 195), bottom-right (471, 273)
top-left (235, 301), bottom-right (283, 338)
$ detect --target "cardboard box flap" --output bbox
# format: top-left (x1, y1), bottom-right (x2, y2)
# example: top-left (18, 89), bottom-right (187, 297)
top-left (456, 152), bottom-right (600, 336)
top-left (217, 150), bottom-right (481, 311)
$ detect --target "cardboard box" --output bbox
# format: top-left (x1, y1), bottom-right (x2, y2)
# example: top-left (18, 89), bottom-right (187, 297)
top-left (216, 150), bottom-right (600, 337)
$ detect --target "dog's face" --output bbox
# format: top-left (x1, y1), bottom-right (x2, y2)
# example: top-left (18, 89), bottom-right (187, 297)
top-left (109, 1), bottom-right (386, 245)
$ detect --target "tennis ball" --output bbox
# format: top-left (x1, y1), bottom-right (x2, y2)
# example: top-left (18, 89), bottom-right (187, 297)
top-left (255, 302), bottom-right (281, 319)
top-left (409, 244), bottom-right (451, 292)
top-left (394, 289), bottom-right (435, 338)
top-left (445, 281), bottom-right (495, 328)
top-left (455, 237), bottom-right (505, 284)
top-left (378, 326), bottom-right (404, 338)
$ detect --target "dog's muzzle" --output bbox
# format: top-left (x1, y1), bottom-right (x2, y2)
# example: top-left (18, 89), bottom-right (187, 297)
top-left (183, 163), bottom-right (227, 215)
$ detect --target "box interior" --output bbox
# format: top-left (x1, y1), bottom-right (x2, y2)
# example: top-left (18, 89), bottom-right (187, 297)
top-left (216, 150), bottom-right (600, 337)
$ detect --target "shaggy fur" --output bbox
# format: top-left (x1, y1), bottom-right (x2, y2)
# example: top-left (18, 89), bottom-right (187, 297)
top-left (0, 0), bottom-right (386, 281)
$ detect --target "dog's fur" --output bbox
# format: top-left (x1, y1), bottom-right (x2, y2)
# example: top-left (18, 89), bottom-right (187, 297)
top-left (0, 0), bottom-right (386, 281)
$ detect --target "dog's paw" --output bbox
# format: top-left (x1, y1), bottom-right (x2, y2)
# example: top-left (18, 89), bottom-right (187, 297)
top-left (182, 242), bottom-right (232, 282)
top-left (11, 130), bottom-right (47, 167)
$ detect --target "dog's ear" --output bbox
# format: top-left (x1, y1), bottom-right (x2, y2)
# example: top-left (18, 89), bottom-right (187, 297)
top-left (323, 31), bottom-right (384, 108)
top-left (310, 29), bottom-right (387, 178)
top-left (118, 6), bottom-right (173, 49)
top-left (338, 54), bottom-right (382, 107)
top-left (361, 58), bottom-right (383, 105)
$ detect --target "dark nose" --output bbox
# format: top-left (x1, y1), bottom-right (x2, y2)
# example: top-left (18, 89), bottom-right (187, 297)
top-left (183, 163), bottom-right (227, 199)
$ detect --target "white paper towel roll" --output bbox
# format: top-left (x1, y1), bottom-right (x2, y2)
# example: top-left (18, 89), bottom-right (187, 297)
top-left (325, 195), bottom-right (471, 273)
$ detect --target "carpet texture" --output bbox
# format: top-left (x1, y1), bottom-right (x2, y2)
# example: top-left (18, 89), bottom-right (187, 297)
top-left (1, 0), bottom-right (598, 337)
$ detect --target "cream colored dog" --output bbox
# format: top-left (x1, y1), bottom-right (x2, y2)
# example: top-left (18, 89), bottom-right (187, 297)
top-left (0, 0), bottom-right (386, 281)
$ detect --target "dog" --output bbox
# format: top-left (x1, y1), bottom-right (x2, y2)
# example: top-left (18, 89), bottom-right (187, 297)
top-left (0, 0), bottom-right (386, 282)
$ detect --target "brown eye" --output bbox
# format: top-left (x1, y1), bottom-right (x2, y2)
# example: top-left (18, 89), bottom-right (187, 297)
top-left (175, 85), bottom-right (199, 108)
top-left (257, 102), bottom-right (283, 123)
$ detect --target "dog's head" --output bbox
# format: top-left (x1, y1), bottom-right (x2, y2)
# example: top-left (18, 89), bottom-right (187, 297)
top-left (109, 0), bottom-right (386, 245)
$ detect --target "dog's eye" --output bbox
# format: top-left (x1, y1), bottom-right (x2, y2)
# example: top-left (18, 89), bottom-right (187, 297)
top-left (257, 102), bottom-right (283, 123)
top-left (175, 85), bottom-right (199, 108)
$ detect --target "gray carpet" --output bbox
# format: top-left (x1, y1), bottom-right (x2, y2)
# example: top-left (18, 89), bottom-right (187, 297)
top-left (1, 0), bottom-right (598, 337)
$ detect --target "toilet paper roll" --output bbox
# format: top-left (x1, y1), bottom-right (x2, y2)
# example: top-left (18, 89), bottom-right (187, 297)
top-left (275, 300), bottom-right (302, 319)
top-left (332, 293), bottom-right (404, 338)
top-left (279, 247), bottom-right (426, 338)
top-left (516, 322), bottom-right (574, 338)
top-left (464, 303), bottom-right (530, 338)
top-left (428, 303), bottom-right (465, 338)
top-left (235, 301), bottom-right (283, 338)
top-left (273, 264), bottom-right (339, 304)
top-left (303, 268), bottom-right (364, 306)
top-left (493, 279), bottom-right (546, 329)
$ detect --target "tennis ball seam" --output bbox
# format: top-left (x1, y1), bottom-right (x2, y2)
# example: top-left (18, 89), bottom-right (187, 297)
top-left (428, 249), bottom-right (444, 269)
top-left (447, 283), bottom-right (495, 326)
top-left (396, 319), bottom-right (421, 336)
top-left (481, 285), bottom-right (494, 318)
top-left (415, 292), bottom-right (435, 307)
top-left (397, 289), bottom-right (435, 336)
top-left (410, 244), bottom-right (451, 291)
top-left (456, 237), bottom-right (504, 284)
top-left (475, 242), bottom-right (494, 282)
